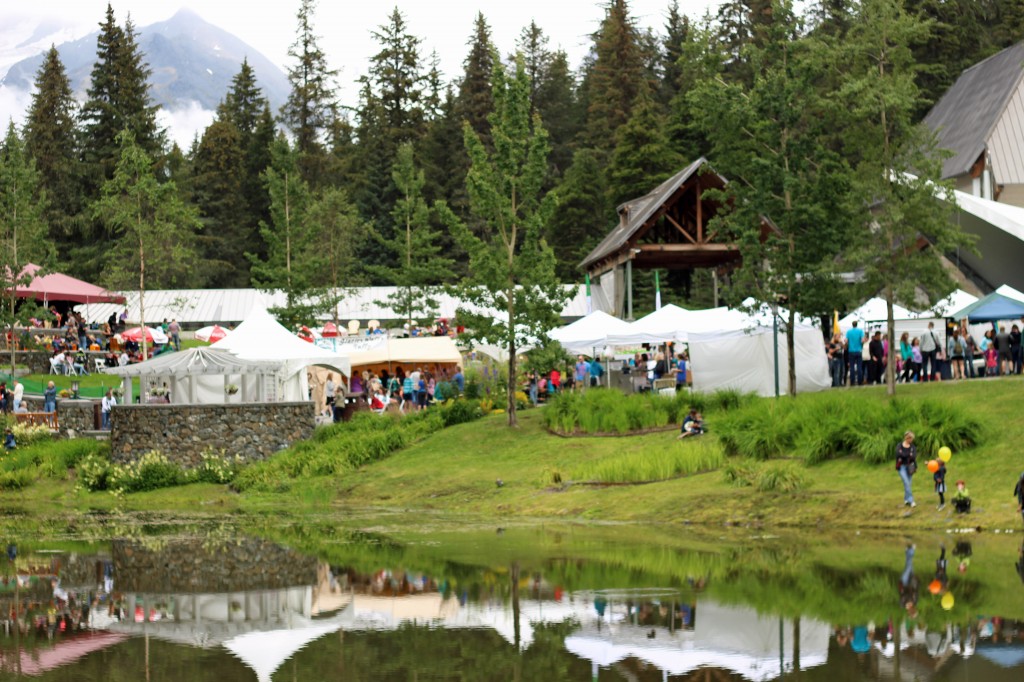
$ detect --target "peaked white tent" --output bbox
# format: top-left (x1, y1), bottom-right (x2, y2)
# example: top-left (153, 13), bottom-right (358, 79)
top-left (223, 619), bottom-right (343, 682)
top-left (549, 311), bottom-right (632, 352)
top-left (839, 297), bottom-right (917, 328)
top-left (211, 307), bottom-right (350, 401)
top-left (931, 288), bottom-right (979, 317)
top-left (605, 305), bottom-right (749, 345)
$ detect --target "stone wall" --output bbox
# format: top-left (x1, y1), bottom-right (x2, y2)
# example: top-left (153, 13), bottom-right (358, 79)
top-left (58, 399), bottom-right (100, 434)
top-left (109, 402), bottom-right (314, 466)
top-left (113, 538), bottom-right (318, 592)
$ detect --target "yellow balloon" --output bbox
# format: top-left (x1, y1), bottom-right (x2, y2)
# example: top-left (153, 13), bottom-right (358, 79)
top-left (941, 592), bottom-right (955, 610)
top-left (939, 446), bottom-right (952, 463)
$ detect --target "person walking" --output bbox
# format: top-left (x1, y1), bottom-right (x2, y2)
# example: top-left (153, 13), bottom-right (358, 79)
top-left (934, 459), bottom-right (947, 510)
top-left (964, 326), bottom-right (978, 378)
top-left (948, 328), bottom-right (965, 380)
top-left (898, 332), bottom-right (913, 383)
top-left (168, 319), bottom-right (181, 351)
top-left (920, 322), bottom-right (940, 382)
top-left (11, 380), bottom-right (23, 412)
top-left (869, 331), bottom-right (885, 384)
top-left (828, 334), bottom-right (844, 387)
top-left (896, 430), bottom-right (918, 508)
top-left (846, 322), bottom-right (866, 386)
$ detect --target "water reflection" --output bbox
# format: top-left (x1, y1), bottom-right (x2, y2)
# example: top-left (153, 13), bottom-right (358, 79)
top-left (0, 528), bottom-right (1021, 680)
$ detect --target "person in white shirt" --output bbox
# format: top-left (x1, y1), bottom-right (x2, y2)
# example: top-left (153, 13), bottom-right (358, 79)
top-left (324, 373), bottom-right (336, 416)
top-left (101, 389), bottom-right (116, 430)
top-left (118, 351), bottom-right (129, 367)
top-left (12, 380), bottom-right (23, 412)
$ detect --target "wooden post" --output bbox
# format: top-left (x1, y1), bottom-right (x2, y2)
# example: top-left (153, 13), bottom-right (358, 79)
top-left (696, 178), bottom-right (703, 244)
top-left (626, 260), bottom-right (634, 320)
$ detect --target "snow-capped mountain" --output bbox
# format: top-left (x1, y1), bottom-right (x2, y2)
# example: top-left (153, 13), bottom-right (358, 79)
top-left (0, 8), bottom-right (288, 145)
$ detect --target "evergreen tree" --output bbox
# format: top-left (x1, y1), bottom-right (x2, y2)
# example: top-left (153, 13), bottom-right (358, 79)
top-left (92, 130), bottom-right (200, 359)
top-left (0, 123), bottom-right (53, 374)
top-left (606, 84), bottom-right (683, 206)
top-left (455, 13), bottom-right (495, 145)
top-left (438, 55), bottom-right (568, 426)
top-left (80, 5), bottom-right (163, 185)
top-left (248, 135), bottom-right (321, 328)
top-left (534, 49), bottom-right (581, 177)
top-left (192, 120), bottom-right (248, 287)
top-left (367, 143), bottom-right (453, 326)
top-left (280, 0), bottom-right (338, 180)
top-left (583, 0), bottom-right (647, 154)
top-left (218, 59), bottom-right (266, 137)
top-left (660, 1), bottom-right (691, 106)
top-left (423, 50), bottom-right (445, 121)
top-left (808, 0), bottom-right (854, 37)
top-left (517, 21), bottom-right (550, 114)
top-left (305, 187), bottom-right (369, 325)
top-left (839, 0), bottom-right (974, 394)
top-left (23, 45), bottom-right (80, 256)
top-left (365, 8), bottom-right (426, 147)
top-left (545, 149), bottom-right (611, 281)
top-left (713, 0), bottom-right (778, 87)
top-left (245, 103), bottom-right (277, 262)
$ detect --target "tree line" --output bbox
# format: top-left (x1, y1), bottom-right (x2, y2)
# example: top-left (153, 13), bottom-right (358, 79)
top-left (2, 0), bottom-right (1023, 394)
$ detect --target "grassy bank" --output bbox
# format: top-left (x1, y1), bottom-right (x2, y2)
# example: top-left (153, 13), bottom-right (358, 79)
top-left (333, 378), bottom-right (1022, 530)
top-left (3, 378), bottom-right (1023, 531)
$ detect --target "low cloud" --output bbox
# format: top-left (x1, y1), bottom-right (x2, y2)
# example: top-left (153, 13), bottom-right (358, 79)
top-left (0, 84), bottom-right (32, 130)
top-left (157, 101), bottom-right (216, 150)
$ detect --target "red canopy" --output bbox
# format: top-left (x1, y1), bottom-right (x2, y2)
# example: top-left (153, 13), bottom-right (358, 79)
top-left (14, 263), bottom-right (126, 305)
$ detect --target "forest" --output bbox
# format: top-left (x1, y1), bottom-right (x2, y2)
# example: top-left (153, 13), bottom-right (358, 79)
top-left (2, 0), bottom-right (1024, 318)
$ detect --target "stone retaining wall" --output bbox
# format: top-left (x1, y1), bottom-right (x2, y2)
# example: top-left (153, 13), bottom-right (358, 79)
top-left (113, 538), bottom-right (317, 592)
top-left (58, 399), bottom-right (100, 434)
top-left (109, 402), bottom-right (314, 466)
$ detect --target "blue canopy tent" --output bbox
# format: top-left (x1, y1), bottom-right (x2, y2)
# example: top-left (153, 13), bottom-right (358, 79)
top-left (951, 292), bottom-right (1024, 322)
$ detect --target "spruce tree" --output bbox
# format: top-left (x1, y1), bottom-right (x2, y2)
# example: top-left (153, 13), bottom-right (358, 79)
top-left (517, 21), bottom-right (550, 114)
top-left (280, 0), bottom-right (338, 181)
top-left (606, 84), bottom-right (683, 207)
top-left (23, 45), bottom-right (80, 255)
top-left (365, 8), bottom-right (426, 146)
top-left (660, 1), bottom-right (691, 106)
top-left (455, 13), bottom-right (495, 145)
top-left (545, 149), bottom-right (611, 281)
top-left (534, 50), bottom-right (582, 177)
top-left (583, 0), bottom-right (647, 154)
top-left (192, 120), bottom-right (248, 287)
top-left (366, 143), bottom-right (454, 326)
top-left (218, 59), bottom-right (266, 138)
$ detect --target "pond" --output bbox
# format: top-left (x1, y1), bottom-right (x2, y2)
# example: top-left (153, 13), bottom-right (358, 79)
top-left (0, 515), bottom-right (1022, 681)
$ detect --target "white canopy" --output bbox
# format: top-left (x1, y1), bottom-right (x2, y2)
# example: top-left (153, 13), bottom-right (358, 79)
top-left (549, 311), bottom-right (632, 353)
top-left (839, 297), bottom-right (917, 328)
top-left (211, 307), bottom-right (351, 380)
top-left (103, 347), bottom-right (280, 404)
top-left (341, 336), bottom-right (463, 368)
top-left (689, 326), bottom-right (831, 397)
top-left (930, 289), bottom-right (979, 317)
top-left (605, 305), bottom-right (749, 345)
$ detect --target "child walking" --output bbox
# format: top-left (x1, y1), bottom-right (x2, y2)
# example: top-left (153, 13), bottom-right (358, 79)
top-left (934, 459), bottom-right (947, 510)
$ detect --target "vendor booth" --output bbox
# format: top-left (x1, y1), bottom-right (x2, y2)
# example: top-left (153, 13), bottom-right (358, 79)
top-left (549, 311), bottom-right (632, 353)
top-left (103, 347), bottom-right (280, 404)
top-left (341, 336), bottom-right (463, 377)
top-left (688, 326), bottom-right (831, 397)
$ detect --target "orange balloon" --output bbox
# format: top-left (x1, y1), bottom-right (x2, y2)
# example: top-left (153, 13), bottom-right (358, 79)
top-left (929, 579), bottom-right (943, 595)
top-left (927, 460), bottom-right (940, 473)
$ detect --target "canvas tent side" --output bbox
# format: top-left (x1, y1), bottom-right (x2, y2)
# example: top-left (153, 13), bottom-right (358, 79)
top-left (689, 326), bottom-right (831, 396)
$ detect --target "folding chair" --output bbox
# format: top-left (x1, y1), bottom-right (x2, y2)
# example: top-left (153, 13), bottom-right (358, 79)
top-left (94, 358), bottom-right (106, 373)
top-left (49, 358), bottom-right (64, 375)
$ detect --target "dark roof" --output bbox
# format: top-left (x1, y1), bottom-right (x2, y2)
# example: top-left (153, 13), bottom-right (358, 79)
top-left (923, 42), bottom-right (1024, 180)
top-left (580, 158), bottom-right (726, 271)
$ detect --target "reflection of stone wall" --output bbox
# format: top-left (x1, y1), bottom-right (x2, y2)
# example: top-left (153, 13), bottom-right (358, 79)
top-left (58, 399), bottom-right (99, 434)
top-left (113, 538), bottom-right (318, 593)
top-left (109, 402), bottom-right (314, 466)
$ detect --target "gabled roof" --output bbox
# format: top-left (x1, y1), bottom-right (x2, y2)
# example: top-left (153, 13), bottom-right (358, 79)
top-left (923, 42), bottom-right (1024, 180)
top-left (579, 158), bottom-right (726, 271)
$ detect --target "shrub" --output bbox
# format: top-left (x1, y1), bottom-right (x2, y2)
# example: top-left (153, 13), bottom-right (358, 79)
top-left (188, 450), bottom-right (244, 484)
top-left (0, 470), bottom-right (33, 490)
top-left (755, 463), bottom-right (807, 493)
top-left (440, 399), bottom-right (484, 427)
top-left (77, 453), bottom-right (112, 492)
top-left (108, 451), bottom-right (184, 493)
top-left (722, 461), bottom-right (755, 487)
top-left (435, 381), bottom-right (458, 402)
top-left (576, 439), bottom-right (725, 484)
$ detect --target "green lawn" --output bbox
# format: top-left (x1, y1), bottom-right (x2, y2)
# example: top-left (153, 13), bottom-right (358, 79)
top-left (333, 378), bottom-right (1024, 531)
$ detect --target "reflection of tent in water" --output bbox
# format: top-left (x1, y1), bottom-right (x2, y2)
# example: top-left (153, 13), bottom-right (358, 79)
top-left (566, 600), bottom-right (830, 681)
top-left (223, 620), bottom-right (343, 682)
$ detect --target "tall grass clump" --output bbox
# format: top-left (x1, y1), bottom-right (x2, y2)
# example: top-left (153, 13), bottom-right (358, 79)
top-left (720, 461), bottom-right (807, 492)
top-left (544, 389), bottom-right (752, 436)
top-left (575, 439), bottom-right (725, 484)
top-left (716, 393), bottom-right (985, 465)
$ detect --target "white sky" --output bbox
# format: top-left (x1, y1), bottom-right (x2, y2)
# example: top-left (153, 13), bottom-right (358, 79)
top-left (2, 1), bottom-right (727, 143)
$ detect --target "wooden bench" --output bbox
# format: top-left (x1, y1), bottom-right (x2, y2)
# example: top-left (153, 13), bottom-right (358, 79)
top-left (14, 412), bottom-right (58, 429)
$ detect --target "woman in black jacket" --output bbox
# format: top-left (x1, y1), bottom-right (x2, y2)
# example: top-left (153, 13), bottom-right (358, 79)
top-left (896, 431), bottom-right (917, 508)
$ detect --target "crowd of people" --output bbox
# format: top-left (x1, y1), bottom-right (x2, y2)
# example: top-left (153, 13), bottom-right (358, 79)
top-left (320, 365), bottom-right (466, 421)
top-left (828, 318), bottom-right (1024, 387)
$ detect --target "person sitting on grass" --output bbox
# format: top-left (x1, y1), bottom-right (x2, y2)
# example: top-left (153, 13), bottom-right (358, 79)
top-left (678, 409), bottom-right (705, 439)
top-left (953, 480), bottom-right (972, 514)
top-left (4, 428), bottom-right (15, 451)
top-left (1014, 472), bottom-right (1024, 524)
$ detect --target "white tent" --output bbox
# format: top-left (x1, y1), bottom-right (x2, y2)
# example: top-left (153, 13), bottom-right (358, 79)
top-left (839, 297), bottom-right (917, 328)
top-left (211, 307), bottom-right (351, 400)
top-left (996, 283), bottom-right (1024, 304)
top-left (342, 336), bottom-right (463, 369)
top-left (549, 311), bottom-right (633, 352)
top-left (103, 347), bottom-right (279, 404)
top-left (605, 305), bottom-right (749, 345)
top-left (689, 326), bottom-right (831, 397)
top-left (931, 288), bottom-right (979, 316)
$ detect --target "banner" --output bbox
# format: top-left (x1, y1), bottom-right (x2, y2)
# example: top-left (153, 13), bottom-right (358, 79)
top-left (315, 335), bottom-right (387, 354)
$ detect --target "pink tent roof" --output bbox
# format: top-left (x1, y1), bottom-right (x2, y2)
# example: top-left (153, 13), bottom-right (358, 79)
top-left (7, 631), bottom-right (129, 675)
top-left (15, 263), bottom-right (126, 305)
